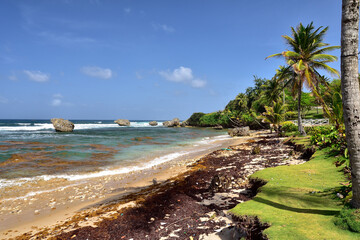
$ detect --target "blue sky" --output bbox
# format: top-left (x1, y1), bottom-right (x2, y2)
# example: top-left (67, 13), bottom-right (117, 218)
top-left (0, 0), bottom-right (342, 120)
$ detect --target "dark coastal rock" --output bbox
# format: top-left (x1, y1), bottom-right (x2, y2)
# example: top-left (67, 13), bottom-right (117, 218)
top-left (228, 127), bottom-right (250, 137)
top-left (114, 119), bottom-right (130, 126)
top-left (149, 121), bottom-right (158, 126)
top-left (51, 118), bottom-right (75, 132)
top-left (163, 118), bottom-right (181, 127)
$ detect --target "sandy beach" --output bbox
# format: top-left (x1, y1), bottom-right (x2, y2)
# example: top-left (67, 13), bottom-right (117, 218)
top-left (1, 131), bottom-right (306, 240)
top-left (0, 132), bottom-right (248, 240)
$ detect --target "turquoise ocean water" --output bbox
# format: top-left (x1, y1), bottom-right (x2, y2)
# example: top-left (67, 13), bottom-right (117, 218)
top-left (0, 119), bottom-right (229, 188)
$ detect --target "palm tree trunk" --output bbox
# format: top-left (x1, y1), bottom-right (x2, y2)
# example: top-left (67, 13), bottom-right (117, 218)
top-left (297, 83), bottom-right (306, 136)
top-left (341, 0), bottom-right (360, 208)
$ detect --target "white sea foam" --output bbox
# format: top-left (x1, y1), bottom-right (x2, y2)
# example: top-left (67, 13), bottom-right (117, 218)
top-left (1, 183), bottom-right (80, 202)
top-left (74, 124), bottom-right (118, 130)
top-left (0, 124), bottom-right (53, 131)
top-left (45, 151), bottom-right (187, 181)
top-left (0, 122), bottom-right (165, 131)
top-left (17, 123), bottom-right (32, 126)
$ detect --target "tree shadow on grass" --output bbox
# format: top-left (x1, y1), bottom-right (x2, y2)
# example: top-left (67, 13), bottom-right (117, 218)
top-left (253, 197), bottom-right (340, 216)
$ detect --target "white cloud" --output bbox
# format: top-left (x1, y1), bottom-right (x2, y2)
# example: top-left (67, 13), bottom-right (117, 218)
top-left (124, 8), bottom-right (131, 13)
top-left (0, 96), bottom-right (8, 104)
top-left (8, 74), bottom-right (17, 81)
top-left (24, 70), bottom-right (50, 82)
top-left (51, 93), bottom-right (72, 107)
top-left (135, 72), bottom-right (143, 79)
top-left (152, 23), bottom-right (175, 33)
top-left (159, 66), bottom-right (207, 88)
top-left (53, 93), bottom-right (63, 98)
top-left (52, 98), bottom-right (62, 106)
top-left (81, 66), bottom-right (112, 79)
top-left (191, 79), bottom-right (207, 88)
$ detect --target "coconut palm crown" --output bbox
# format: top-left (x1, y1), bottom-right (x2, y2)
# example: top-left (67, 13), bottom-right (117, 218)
top-left (267, 22), bottom-right (340, 135)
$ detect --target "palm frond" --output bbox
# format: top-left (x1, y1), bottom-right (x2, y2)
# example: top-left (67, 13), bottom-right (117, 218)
top-left (310, 54), bottom-right (338, 62)
top-left (265, 53), bottom-right (283, 60)
top-left (312, 62), bottom-right (340, 77)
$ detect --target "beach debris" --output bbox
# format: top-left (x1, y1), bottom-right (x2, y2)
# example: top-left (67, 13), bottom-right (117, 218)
top-left (51, 118), bottom-right (75, 132)
top-left (153, 178), bottom-right (158, 185)
top-left (221, 148), bottom-right (232, 151)
top-left (337, 193), bottom-right (344, 199)
top-left (251, 146), bottom-right (261, 155)
top-left (114, 119), bottom-right (130, 126)
top-left (208, 174), bottom-right (232, 193)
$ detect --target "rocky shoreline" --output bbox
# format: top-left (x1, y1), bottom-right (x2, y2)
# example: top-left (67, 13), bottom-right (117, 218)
top-left (11, 132), bottom-right (310, 240)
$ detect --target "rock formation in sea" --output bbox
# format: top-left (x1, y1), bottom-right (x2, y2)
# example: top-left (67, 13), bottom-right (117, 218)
top-left (163, 118), bottom-right (181, 127)
top-left (114, 119), bottom-right (130, 126)
top-left (180, 120), bottom-right (189, 127)
top-left (149, 121), bottom-right (158, 126)
top-left (51, 118), bottom-right (75, 132)
top-left (228, 126), bottom-right (250, 137)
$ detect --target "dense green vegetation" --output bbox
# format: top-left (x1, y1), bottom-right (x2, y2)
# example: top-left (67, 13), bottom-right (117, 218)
top-left (186, 75), bottom-right (334, 130)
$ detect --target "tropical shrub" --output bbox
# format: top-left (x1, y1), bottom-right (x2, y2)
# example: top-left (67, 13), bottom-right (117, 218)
top-left (281, 121), bottom-right (297, 132)
top-left (187, 112), bottom-right (206, 126)
top-left (334, 207), bottom-right (360, 233)
top-left (199, 111), bottom-right (230, 127)
top-left (309, 125), bottom-right (347, 156)
top-left (305, 125), bottom-right (335, 136)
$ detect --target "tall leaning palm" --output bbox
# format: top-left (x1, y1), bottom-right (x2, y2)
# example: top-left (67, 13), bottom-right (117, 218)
top-left (267, 22), bottom-right (340, 135)
top-left (341, 0), bottom-right (360, 208)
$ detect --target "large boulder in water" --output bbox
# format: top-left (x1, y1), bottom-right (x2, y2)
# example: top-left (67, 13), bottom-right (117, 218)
top-left (51, 118), bottom-right (75, 132)
top-left (114, 119), bottom-right (130, 126)
top-left (163, 118), bottom-right (181, 127)
top-left (149, 121), bottom-right (158, 126)
top-left (228, 126), bottom-right (250, 137)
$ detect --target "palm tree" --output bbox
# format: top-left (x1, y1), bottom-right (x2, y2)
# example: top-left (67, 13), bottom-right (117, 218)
top-left (267, 22), bottom-right (340, 135)
top-left (274, 65), bottom-right (294, 104)
top-left (341, 0), bottom-right (360, 208)
top-left (262, 101), bottom-right (287, 133)
top-left (260, 77), bottom-right (282, 104)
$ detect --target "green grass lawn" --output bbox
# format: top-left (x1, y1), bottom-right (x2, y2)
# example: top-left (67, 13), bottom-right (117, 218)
top-left (287, 108), bottom-right (324, 120)
top-left (303, 108), bottom-right (324, 119)
top-left (230, 147), bottom-right (360, 239)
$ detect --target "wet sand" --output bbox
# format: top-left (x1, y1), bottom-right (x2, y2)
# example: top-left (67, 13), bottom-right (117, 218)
top-left (0, 132), bottom-right (250, 239)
